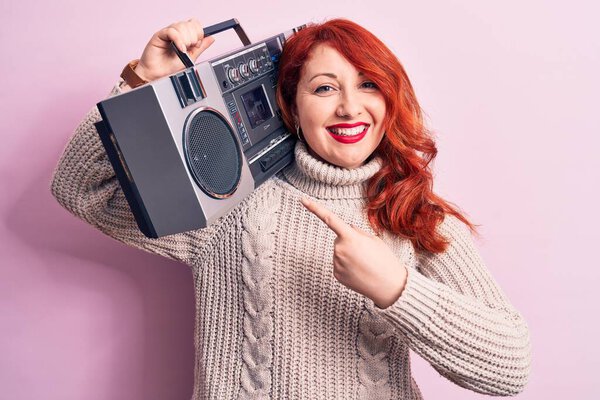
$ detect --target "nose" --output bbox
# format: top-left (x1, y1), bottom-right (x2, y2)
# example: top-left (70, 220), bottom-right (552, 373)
top-left (336, 90), bottom-right (363, 118)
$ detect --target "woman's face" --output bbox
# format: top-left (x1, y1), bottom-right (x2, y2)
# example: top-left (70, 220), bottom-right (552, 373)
top-left (294, 44), bottom-right (386, 169)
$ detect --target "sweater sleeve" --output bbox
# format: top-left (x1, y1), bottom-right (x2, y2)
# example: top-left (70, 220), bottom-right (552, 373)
top-left (372, 215), bottom-right (531, 396)
top-left (50, 81), bottom-right (222, 265)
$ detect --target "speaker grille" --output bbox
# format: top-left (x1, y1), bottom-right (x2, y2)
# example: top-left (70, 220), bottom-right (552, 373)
top-left (183, 109), bottom-right (242, 198)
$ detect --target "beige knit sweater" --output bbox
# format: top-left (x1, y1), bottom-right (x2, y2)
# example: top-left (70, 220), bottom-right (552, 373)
top-left (50, 83), bottom-right (531, 399)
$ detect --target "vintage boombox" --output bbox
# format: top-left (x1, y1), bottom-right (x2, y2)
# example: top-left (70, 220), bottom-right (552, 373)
top-left (95, 19), bottom-right (305, 238)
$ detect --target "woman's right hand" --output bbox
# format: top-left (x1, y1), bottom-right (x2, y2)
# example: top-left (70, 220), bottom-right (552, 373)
top-left (134, 18), bottom-right (215, 82)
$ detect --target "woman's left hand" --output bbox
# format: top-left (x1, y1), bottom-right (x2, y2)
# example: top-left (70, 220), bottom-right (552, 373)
top-left (300, 198), bottom-right (408, 309)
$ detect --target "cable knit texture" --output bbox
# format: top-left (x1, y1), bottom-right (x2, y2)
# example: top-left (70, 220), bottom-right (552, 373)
top-left (49, 83), bottom-right (531, 399)
top-left (239, 187), bottom-right (279, 399)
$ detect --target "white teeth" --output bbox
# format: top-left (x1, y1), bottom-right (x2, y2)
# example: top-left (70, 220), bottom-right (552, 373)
top-left (328, 126), bottom-right (368, 136)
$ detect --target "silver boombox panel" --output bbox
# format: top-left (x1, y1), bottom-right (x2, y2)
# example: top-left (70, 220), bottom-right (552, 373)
top-left (95, 19), bottom-right (305, 238)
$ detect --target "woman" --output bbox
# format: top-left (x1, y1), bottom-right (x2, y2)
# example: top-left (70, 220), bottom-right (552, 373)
top-left (51, 17), bottom-right (531, 399)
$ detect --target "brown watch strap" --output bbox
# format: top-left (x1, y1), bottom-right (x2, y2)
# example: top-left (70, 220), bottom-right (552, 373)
top-left (120, 59), bottom-right (148, 88)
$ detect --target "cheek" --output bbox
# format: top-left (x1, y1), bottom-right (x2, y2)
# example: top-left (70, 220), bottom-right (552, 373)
top-left (303, 108), bottom-right (321, 126)
top-left (299, 100), bottom-right (330, 129)
top-left (368, 101), bottom-right (387, 143)
top-left (371, 106), bottom-right (387, 134)
top-left (372, 97), bottom-right (387, 120)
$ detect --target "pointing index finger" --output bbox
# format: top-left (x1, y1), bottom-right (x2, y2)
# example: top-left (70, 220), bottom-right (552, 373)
top-left (300, 198), bottom-right (353, 238)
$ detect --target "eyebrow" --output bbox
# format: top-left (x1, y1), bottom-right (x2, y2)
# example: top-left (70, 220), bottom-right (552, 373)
top-left (309, 71), bottom-right (364, 82)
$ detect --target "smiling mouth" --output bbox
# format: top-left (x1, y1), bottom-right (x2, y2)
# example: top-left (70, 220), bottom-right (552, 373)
top-left (326, 124), bottom-right (370, 137)
top-left (326, 124), bottom-right (370, 144)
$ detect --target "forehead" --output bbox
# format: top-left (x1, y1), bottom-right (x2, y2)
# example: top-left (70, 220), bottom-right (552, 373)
top-left (301, 44), bottom-right (361, 78)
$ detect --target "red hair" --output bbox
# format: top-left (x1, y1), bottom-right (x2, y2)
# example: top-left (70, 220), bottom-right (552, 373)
top-left (276, 19), bottom-right (478, 253)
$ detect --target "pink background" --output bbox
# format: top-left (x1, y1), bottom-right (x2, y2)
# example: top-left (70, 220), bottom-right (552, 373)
top-left (1, 0), bottom-right (598, 398)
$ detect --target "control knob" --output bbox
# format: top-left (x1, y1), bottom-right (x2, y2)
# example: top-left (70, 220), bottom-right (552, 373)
top-left (248, 59), bottom-right (259, 74)
top-left (239, 63), bottom-right (250, 78)
top-left (227, 67), bottom-right (241, 83)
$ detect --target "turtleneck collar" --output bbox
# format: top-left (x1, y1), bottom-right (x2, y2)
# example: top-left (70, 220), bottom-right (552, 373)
top-left (281, 141), bottom-right (382, 199)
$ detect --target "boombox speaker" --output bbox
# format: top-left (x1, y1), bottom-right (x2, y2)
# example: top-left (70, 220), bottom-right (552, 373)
top-left (95, 19), bottom-right (305, 238)
top-left (184, 108), bottom-right (242, 198)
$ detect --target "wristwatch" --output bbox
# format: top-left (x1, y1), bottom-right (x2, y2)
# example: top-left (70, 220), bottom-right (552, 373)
top-left (120, 59), bottom-right (148, 88)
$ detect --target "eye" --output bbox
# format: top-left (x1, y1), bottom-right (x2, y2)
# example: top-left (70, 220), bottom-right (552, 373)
top-left (361, 81), bottom-right (378, 90)
top-left (314, 85), bottom-right (336, 94)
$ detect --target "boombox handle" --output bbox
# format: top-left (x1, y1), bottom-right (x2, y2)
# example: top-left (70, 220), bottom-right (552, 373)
top-left (204, 18), bottom-right (251, 46)
top-left (171, 18), bottom-right (251, 68)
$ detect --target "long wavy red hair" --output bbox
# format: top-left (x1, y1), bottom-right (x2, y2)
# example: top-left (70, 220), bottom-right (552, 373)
top-left (276, 19), bottom-right (478, 253)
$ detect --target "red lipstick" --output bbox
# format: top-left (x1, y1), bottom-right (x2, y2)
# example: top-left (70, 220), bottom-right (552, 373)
top-left (327, 122), bottom-right (368, 128)
top-left (326, 123), bottom-right (369, 144)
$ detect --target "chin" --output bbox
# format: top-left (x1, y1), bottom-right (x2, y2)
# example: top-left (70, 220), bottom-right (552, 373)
top-left (307, 144), bottom-right (373, 169)
top-left (330, 154), bottom-right (370, 169)
top-left (339, 150), bottom-right (375, 168)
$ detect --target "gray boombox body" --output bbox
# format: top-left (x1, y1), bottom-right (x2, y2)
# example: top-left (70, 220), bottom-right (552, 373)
top-left (96, 21), bottom-right (304, 238)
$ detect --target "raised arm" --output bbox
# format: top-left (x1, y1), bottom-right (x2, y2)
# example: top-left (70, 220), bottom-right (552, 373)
top-left (50, 18), bottom-right (227, 265)
top-left (374, 215), bottom-right (531, 396)
top-left (50, 81), bottom-right (229, 265)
